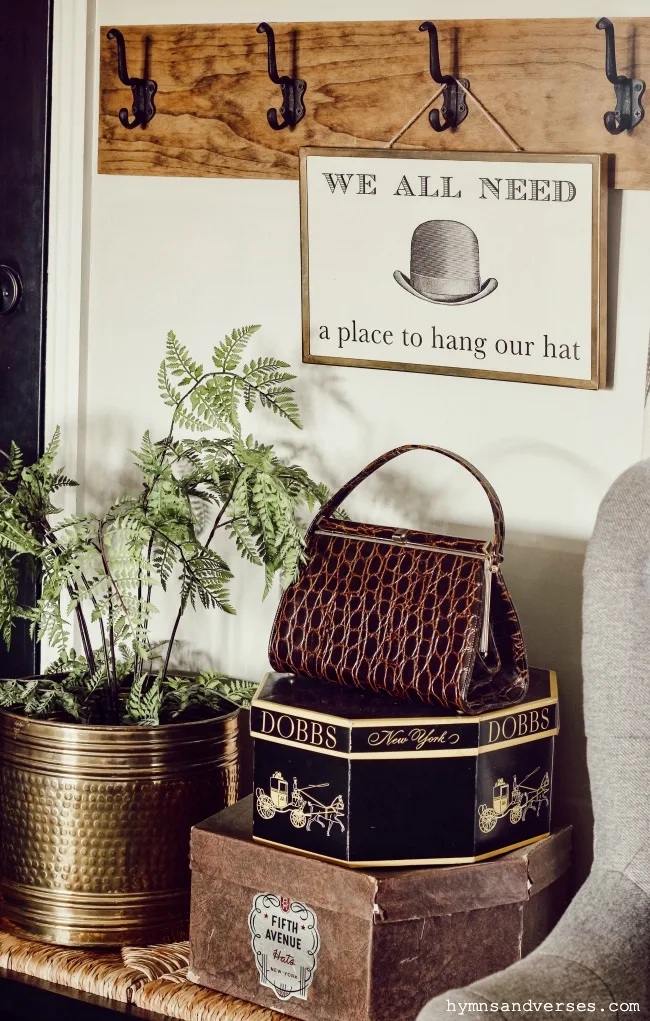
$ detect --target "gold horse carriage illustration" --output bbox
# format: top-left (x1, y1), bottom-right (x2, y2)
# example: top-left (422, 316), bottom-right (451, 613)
top-left (256, 771), bottom-right (345, 836)
top-left (478, 768), bottom-right (550, 833)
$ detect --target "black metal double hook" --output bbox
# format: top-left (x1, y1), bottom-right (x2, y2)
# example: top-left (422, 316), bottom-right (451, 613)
top-left (419, 22), bottom-right (469, 132)
top-left (596, 17), bottom-right (645, 134)
top-left (106, 28), bottom-right (157, 129)
top-left (256, 22), bottom-right (306, 130)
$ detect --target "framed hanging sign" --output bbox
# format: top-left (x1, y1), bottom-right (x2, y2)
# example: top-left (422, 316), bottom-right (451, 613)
top-left (300, 148), bottom-right (608, 389)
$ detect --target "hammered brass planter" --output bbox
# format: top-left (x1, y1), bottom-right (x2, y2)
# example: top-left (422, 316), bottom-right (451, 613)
top-left (0, 706), bottom-right (239, 946)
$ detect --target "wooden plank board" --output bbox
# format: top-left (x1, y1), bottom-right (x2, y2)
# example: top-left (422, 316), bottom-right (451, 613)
top-left (98, 19), bottom-right (650, 189)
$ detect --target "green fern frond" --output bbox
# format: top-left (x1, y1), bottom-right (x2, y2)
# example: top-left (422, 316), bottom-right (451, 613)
top-left (212, 325), bottom-right (261, 373)
top-left (124, 672), bottom-right (164, 726)
top-left (157, 361), bottom-right (184, 409)
top-left (165, 330), bottom-right (204, 383)
top-left (181, 548), bottom-right (234, 613)
top-left (40, 425), bottom-right (61, 470)
top-left (197, 672), bottom-right (257, 708)
top-left (0, 441), bottom-right (24, 482)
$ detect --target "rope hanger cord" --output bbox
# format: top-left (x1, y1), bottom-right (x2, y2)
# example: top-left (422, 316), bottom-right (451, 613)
top-left (386, 86), bottom-right (444, 148)
top-left (387, 78), bottom-right (524, 152)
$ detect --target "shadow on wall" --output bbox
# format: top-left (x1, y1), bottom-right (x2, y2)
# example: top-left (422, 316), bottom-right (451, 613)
top-left (504, 532), bottom-right (591, 886)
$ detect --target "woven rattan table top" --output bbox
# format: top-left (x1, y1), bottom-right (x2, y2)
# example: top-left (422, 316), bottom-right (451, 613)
top-left (0, 927), bottom-right (282, 1020)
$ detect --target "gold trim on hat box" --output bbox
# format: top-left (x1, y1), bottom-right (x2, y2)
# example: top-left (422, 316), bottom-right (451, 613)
top-left (250, 727), bottom-right (559, 759)
top-left (251, 832), bottom-right (552, 868)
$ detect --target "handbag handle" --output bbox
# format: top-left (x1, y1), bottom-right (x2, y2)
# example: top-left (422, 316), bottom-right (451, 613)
top-left (312, 444), bottom-right (505, 563)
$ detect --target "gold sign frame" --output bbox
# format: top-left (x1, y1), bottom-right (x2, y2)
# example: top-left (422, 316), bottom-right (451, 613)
top-left (300, 148), bottom-right (608, 389)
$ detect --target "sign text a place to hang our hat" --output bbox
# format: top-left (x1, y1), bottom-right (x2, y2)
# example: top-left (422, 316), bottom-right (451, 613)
top-left (394, 219), bottom-right (498, 307)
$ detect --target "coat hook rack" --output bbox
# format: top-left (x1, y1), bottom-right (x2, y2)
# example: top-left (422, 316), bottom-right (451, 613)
top-left (106, 28), bottom-right (157, 129)
top-left (596, 17), bottom-right (645, 134)
top-left (256, 22), bottom-right (306, 130)
top-left (419, 21), bottom-right (469, 131)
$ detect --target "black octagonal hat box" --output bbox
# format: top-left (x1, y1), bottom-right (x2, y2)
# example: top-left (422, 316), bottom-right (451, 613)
top-left (250, 668), bottom-right (558, 866)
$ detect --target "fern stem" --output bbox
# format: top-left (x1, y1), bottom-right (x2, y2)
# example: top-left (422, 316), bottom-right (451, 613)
top-left (69, 562), bottom-right (118, 721)
top-left (159, 480), bottom-right (240, 685)
top-left (94, 526), bottom-right (124, 722)
top-left (95, 527), bottom-right (132, 623)
top-left (107, 587), bottom-right (118, 688)
top-left (35, 522), bottom-right (96, 675)
top-left (161, 598), bottom-right (185, 682)
top-left (134, 533), bottom-right (155, 685)
top-left (144, 524), bottom-right (207, 593)
top-left (71, 559), bottom-right (114, 719)
top-left (70, 590), bottom-right (95, 672)
top-left (134, 434), bottom-right (189, 682)
top-left (97, 616), bottom-right (118, 724)
top-left (204, 472), bottom-right (243, 548)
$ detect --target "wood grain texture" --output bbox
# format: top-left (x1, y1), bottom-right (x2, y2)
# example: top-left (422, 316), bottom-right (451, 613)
top-left (98, 19), bottom-right (650, 189)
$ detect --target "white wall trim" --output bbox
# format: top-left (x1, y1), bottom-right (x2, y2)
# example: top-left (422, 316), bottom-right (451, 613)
top-left (43, 0), bottom-right (93, 663)
top-left (45, 0), bottom-right (91, 501)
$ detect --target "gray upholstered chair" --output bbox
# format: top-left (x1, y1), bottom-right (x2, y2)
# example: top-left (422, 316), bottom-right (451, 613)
top-left (418, 460), bottom-right (650, 1019)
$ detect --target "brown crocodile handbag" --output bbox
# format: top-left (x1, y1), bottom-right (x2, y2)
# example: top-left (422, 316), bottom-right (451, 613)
top-left (269, 445), bottom-right (528, 713)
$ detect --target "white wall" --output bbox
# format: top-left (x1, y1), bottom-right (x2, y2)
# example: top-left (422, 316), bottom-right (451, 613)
top-left (51, 0), bottom-right (650, 878)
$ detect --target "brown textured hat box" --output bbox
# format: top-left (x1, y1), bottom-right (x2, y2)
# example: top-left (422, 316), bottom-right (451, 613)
top-left (188, 799), bottom-right (571, 1021)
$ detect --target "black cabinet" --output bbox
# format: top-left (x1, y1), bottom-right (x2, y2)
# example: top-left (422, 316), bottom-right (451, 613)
top-left (0, 970), bottom-right (163, 1020)
top-left (0, 0), bottom-right (53, 677)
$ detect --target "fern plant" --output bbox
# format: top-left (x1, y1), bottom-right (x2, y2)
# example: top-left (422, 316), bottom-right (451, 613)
top-left (0, 326), bottom-right (327, 725)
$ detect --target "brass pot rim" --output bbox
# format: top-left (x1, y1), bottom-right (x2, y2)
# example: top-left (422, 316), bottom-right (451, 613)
top-left (0, 700), bottom-right (241, 777)
top-left (0, 698), bottom-right (239, 733)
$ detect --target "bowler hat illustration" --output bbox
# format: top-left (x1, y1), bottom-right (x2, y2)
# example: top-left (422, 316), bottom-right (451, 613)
top-left (394, 220), bottom-right (498, 305)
